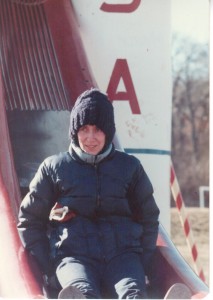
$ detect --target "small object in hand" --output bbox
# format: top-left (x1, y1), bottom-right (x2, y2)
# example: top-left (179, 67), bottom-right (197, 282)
top-left (49, 202), bottom-right (76, 222)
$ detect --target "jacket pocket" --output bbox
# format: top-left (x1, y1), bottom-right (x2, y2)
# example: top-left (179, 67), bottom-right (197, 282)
top-left (99, 218), bottom-right (143, 258)
top-left (114, 220), bottom-right (143, 249)
top-left (52, 217), bottom-right (101, 259)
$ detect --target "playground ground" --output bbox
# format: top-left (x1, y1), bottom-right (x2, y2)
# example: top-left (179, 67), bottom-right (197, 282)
top-left (171, 207), bottom-right (210, 285)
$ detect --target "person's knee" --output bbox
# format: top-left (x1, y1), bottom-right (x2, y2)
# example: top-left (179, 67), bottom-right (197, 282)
top-left (56, 257), bottom-right (101, 298)
top-left (115, 278), bottom-right (147, 299)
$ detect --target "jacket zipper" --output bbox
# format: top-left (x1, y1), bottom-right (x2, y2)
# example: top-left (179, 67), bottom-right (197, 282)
top-left (94, 163), bottom-right (106, 261)
top-left (94, 163), bottom-right (101, 207)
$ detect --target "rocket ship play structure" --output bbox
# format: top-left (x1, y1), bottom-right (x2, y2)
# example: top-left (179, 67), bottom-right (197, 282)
top-left (0, 0), bottom-right (209, 298)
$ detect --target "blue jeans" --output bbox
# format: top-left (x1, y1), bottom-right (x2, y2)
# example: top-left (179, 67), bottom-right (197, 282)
top-left (56, 252), bottom-right (147, 299)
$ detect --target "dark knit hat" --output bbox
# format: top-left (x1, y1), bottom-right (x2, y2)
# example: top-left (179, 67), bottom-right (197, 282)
top-left (69, 88), bottom-right (116, 148)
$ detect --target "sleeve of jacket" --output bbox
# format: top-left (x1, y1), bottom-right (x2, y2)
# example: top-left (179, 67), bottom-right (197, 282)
top-left (17, 158), bottom-right (57, 275)
top-left (128, 160), bottom-right (160, 274)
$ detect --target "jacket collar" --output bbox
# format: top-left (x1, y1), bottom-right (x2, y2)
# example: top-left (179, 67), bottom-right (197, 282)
top-left (69, 142), bottom-right (113, 164)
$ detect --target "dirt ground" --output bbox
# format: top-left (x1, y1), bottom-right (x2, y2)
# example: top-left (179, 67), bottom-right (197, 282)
top-left (170, 207), bottom-right (209, 286)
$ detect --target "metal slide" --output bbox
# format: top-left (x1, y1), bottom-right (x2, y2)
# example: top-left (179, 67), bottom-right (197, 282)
top-left (0, 0), bottom-right (209, 298)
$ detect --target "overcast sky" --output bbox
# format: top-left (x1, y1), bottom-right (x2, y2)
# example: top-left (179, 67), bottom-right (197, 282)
top-left (171, 0), bottom-right (209, 43)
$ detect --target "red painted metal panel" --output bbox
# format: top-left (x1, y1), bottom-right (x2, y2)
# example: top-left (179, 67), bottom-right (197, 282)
top-left (0, 72), bottom-right (21, 216)
top-left (43, 0), bottom-right (97, 102)
top-left (0, 0), bottom-right (96, 111)
top-left (0, 71), bottom-right (43, 297)
top-left (0, 173), bottom-right (44, 298)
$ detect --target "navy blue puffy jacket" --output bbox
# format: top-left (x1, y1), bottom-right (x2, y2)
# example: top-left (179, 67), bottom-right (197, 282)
top-left (17, 146), bottom-right (160, 275)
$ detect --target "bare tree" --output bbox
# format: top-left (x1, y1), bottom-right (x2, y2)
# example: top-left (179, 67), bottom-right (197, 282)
top-left (171, 33), bottom-right (209, 206)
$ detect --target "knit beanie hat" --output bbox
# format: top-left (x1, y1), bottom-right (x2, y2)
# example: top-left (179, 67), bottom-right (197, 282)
top-left (69, 88), bottom-right (116, 148)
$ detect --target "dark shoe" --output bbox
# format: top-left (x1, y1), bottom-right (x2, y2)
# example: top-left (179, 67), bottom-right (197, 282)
top-left (164, 283), bottom-right (192, 299)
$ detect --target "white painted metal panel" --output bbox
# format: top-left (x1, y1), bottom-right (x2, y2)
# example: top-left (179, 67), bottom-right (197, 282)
top-left (72, 0), bottom-right (172, 231)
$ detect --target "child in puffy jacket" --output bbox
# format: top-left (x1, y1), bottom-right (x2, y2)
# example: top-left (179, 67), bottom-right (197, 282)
top-left (17, 88), bottom-right (160, 299)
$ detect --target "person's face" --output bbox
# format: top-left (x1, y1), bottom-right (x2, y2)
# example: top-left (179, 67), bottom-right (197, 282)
top-left (77, 125), bottom-right (106, 155)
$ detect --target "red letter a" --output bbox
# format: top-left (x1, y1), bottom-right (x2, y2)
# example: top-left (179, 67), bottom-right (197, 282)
top-left (106, 59), bottom-right (141, 114)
